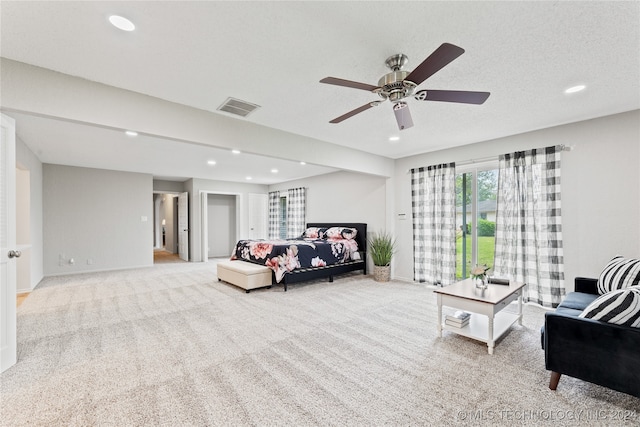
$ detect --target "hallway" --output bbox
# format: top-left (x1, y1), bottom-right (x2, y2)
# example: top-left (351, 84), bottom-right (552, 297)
top-left (153, 249), bottom-right (185, 264)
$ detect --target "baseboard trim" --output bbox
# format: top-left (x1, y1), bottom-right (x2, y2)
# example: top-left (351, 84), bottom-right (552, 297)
top-left (43, 263), bottom-right (155, 278)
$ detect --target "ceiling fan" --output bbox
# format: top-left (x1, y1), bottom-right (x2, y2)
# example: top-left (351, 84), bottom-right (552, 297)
top-left (320, 43), bottom-right (490, 131)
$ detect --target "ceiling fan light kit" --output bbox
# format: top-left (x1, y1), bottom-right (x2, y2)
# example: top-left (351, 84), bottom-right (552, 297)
top-left (320, 43), bottom-right (490, 131)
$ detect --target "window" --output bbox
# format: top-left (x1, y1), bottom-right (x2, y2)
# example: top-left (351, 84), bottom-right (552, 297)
top-left (455, 165), bottom-right (498, 280)
top-left (279, 196), bottom-right (287, 239)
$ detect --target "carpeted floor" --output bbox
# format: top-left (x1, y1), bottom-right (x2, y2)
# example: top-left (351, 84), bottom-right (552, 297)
top-left (1, 262), bottom-right (638, 426)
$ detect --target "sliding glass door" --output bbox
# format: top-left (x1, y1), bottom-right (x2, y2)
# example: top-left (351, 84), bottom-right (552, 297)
top-left (455, 165), bottom-right (498, 280)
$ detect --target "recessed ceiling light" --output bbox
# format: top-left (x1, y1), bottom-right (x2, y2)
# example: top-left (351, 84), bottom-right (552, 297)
top-left (389, 136), bottom-right (400, 142)
top-left (246, 176), bottom-right (252, 180)
top-left (232, 149), bottom-right (241, 154)
top-left (125, 130), bottom-right (138, 137)
top-left (271, 169), bottom-right (278, 173)
top-left (564, 85), bottom-right (586, 94)
top-left (207, 160), bottom-right (216, 165)
top-left (300, 161), bottom-right (306, 165)
top-left (109, 15), bottom-right (135, 32)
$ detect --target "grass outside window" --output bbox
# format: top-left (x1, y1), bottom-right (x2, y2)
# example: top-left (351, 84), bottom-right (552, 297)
top-left (456, 236), bottom-right (495, 280)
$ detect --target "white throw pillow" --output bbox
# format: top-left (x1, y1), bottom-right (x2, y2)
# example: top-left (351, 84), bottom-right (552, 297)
top-left (580, 286), bottom-right (640, 328)
top-left (597, 256), bottom-right (640, 295)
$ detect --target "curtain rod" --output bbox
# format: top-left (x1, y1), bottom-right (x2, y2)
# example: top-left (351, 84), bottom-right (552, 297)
top-left (456, 144), bottom-right (574, 167)
top-left (407, 144), bottom-right (574, 173)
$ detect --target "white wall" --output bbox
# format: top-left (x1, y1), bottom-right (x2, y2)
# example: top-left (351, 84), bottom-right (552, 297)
top-left (393, 110), bottom-right (640, 289)
top-left (186, 178), bottom-right (269, 262)
top-left (43, 164), bottom-right (153, 275)
top-left (207, 194), bottom-right (237, 257)
top-left (16, 136), bottom-right (43, 290)
top-left (16, 168), bottom-right (31, 292)
top-left (269, 170), bottom-right (389, 272)
top-left (269, 171), bottom-right (387, 231)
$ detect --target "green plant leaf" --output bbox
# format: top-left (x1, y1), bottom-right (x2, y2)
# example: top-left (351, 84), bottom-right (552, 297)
top-left (368, 231), bottom-right (396, 266)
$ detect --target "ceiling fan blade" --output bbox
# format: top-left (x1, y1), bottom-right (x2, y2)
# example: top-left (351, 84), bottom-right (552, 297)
top-left (405, 43), bottom-right (465, 86)
top-left (320, 77), bottom-right (379, 92)
top-left (329, 102), bottom-right (377, 123)
top-left (393, 102), bottom-right (414, 131)
top-left (416, 89), bottom-right (490, 104)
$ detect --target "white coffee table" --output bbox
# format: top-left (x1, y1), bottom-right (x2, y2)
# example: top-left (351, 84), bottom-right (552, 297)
top-left (434, 278), bottom-right (525, 354)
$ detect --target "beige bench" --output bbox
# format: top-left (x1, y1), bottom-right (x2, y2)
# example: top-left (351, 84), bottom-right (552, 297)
top-left (217, 260), bottom-right (273, 293)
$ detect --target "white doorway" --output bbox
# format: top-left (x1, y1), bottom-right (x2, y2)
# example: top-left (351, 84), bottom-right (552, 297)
top-left (177, 192), bottom-right (189, 261)
top-left (154, 193), bottom-right (178, 253)
top-left (200, 191), bottom-right (241, 262)
top-left (207, 194), bottom-right (237, 258)
top-left (248, 193), bottom-right (268, 239)
top-left (153, 192), bottom-right (188, 263)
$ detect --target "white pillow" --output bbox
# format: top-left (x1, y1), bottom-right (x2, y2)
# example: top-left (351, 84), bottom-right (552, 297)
top-left (580, 287), bottom-right (640, 327)
top-left (597, 256), bottom-right (640, 295)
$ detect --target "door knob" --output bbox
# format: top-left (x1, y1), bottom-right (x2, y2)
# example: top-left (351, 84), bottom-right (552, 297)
top-left (8, 250), bottom-right (21, 259)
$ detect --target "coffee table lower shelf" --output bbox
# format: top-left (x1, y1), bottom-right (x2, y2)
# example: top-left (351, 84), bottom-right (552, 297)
top-left (441, 311), bottom-right (520, 344)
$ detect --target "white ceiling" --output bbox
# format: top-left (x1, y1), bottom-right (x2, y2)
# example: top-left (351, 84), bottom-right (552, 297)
top-left (2, 1), bottom-right (639, 183)
top-left (10, 111), bottom-right (336, 184)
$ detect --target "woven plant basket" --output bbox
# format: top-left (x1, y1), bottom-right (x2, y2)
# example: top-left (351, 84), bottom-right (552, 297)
top-left (373, 265), bottom-right (391, 282)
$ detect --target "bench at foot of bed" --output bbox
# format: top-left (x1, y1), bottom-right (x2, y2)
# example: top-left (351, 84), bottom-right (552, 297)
top-left (217, 260), bottom-right (272, 293)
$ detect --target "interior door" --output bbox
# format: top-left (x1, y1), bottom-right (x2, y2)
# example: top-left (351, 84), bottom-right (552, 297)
top-left (178, 192), bottom-right (189, 261)
top-left (1, 114), bottom-right (17, 373)
top-left (248, 193), bottom-right (268, 239)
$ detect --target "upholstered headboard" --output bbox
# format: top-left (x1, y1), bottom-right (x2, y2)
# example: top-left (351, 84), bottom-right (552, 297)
top-left (306, 223), bottom-right (367, 255)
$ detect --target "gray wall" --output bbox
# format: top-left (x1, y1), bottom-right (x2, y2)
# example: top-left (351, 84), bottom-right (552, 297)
top-left (16, 136), bottom-right (43, 290)
top-left (161, 194), bottom-right (178, 254)
top-left (393, 110), bottom-right (640, 290)
top-left (43, 164), bottom-right (153, 275)
top-left (153, 180), bottom-right (186, 193)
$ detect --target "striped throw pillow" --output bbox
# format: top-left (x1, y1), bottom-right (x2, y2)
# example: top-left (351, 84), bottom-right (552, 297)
top-left (597, 256), bottom-right (640, 295)
top-left (579, 287), bottom-right (640, 328)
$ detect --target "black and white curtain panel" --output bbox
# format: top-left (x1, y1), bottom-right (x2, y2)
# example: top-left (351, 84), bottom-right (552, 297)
top-left (268, 191), bottom-right (280, 239)
top-left (411, 163), bottom-right (456, 286)
top-left (286, 187), bottom-right (306, 238)
top-left (493, 145), bottom-right (565, 308)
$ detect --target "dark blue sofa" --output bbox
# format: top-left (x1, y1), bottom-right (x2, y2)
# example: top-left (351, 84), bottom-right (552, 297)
top-left (541, 277), bottom-right (640, 397)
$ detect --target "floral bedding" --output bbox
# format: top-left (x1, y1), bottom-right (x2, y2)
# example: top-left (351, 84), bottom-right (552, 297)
top-left (230, 237), bottom-right (360, 283)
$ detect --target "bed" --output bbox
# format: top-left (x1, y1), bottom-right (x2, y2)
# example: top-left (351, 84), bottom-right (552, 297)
top-left (230, 223), bottom-right (367, 291)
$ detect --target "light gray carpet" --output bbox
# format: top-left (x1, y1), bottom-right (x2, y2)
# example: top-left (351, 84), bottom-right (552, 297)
top-left (1, 262), bottom-right (638, 426)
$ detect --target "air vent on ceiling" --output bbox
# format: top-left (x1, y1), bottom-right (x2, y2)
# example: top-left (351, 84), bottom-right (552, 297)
top-left (217, 97), bottom-right (260, 117)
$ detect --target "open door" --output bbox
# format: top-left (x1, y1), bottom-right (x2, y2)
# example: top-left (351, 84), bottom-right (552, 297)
top-left (1, 114), bottom-right (17, 373)
top-left (178, 192), bottom-right (189, 262)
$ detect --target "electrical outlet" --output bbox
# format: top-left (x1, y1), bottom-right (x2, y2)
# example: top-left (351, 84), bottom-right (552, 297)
top-left (87, 258), bottom-right (94, 265)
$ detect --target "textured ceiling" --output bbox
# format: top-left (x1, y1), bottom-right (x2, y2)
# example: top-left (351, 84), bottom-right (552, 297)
top-left (1, 1), bottom-right (639, 182)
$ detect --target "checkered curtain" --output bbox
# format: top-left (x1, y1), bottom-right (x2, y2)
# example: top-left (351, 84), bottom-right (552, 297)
top-left (493, 145), bottom-right (565, 308)
top-left (286, 187), bottom-right (306, 238)
top-left (268, 191), bottom-right (280, 239)
top-left (411, 163), bottom-right (456, 286)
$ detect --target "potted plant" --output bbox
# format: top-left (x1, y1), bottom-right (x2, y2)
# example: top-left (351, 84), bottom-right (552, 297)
top-left (368, 231), bottom-right (396, 282)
